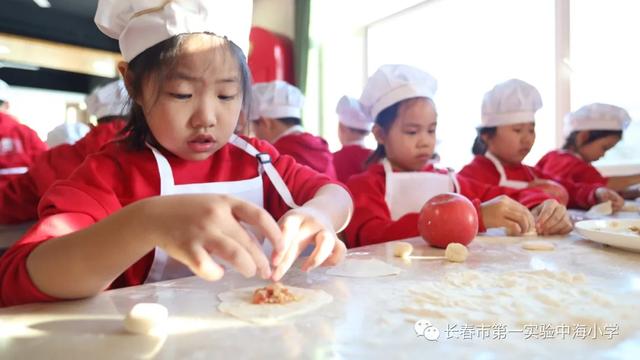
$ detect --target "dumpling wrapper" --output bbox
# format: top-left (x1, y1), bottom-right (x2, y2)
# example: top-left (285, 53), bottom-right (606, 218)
top-left (217, 286), bottom-right (332, 325)
top-left (326, 258), bottom-right (402, 278)
top-left (621, 201), bottom-right (640, 212)
top-left (586, 200), bottom-right (613, 217)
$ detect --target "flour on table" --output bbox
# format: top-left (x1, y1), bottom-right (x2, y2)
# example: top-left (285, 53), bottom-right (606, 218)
top-left (400, 270), bottom-right (632, 328)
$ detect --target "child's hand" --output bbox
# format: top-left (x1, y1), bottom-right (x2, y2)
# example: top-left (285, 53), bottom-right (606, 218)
top-left (595, 187), bottom-right (624, 211)
top-left (145, 194), bottom-right (283, 281)
top-left (271, 207), bottom-right (346, 281)
top-left (480, 195), bottom-right (536, 235)
top-left (530, 199), bottom-right (573, 235)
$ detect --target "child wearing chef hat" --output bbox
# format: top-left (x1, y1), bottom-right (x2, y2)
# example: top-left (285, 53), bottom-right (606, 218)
top-left (249, 80), bottom-right (337, 179)
top-left (343, 66), bottom-right (568, 248)
top-left (460, 79), bottom-right (624, 212)
top-left (0, 80), bottom-right (129, 225)
top-left (332, 96), bottom-right (373, 183)
top-left (0, 0), bottom-right (352, 307)
top-left (536, 103), bottom-right (640, 199)
top-left (0, 79), bottom-right (48, 185)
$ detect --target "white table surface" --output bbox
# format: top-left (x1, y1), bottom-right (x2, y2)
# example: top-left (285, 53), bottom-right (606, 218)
top-left (1, 218), bottom-right (640, 359)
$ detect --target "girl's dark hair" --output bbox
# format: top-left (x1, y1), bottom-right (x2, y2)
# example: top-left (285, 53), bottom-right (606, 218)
top-left (365, 101), bottom-right (401, 166)
top-left (471, 127), bottom-right (497, 155)
top-left (121, 33), bottom-right (252, 150)
top-left (277, 117), bottom-right (302, 126)
top-left (562, 130), bottom-right (623, 150)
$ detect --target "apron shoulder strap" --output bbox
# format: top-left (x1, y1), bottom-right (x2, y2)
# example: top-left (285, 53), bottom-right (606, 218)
top-left (229, 135), bottom-right (299, 209)
top-left (146, 143), bottom-right (175, 195)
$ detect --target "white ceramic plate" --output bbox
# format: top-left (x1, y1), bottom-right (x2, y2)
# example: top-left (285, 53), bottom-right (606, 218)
top-left (575, 219), bottom-right (640, 252)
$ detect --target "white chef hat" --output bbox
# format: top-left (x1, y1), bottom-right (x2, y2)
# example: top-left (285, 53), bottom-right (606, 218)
top-left (0, 79), bottom-right (10, 103)
top-left (46, 122), bottom-right (91, 148)
top-left (480, 79), bottom-right (542, 128)
top-left (360, 64), bottom-right (437, 122)
top-left (249, 80), bottom-right (304, 121)
top-left (85, 80), bottom-right (131, 119)
top-left (336, 96), bottom-right (372, 131)
top-left (564, 103), bottom-right (631, 136)
top-left (94, 0), bottom-right (253, 62)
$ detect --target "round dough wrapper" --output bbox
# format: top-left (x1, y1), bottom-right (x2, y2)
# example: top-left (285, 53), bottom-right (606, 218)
top-left (218, 286), bottom-right (333, 325)
top-left (522, 240), bottom-right (555, 251)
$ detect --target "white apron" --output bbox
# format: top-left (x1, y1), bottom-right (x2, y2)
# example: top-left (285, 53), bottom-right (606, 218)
top-left (383, 158), bottom-right (460, 221)
top-left (485, 151), bottom-right (531, 189)
top-left (145, 134), bottom-right (299, 283)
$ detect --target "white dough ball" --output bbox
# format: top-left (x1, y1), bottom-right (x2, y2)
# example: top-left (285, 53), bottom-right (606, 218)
top-left (393, 242), bottom-right (414, 258)
top-left (124, 303), bottom-right (169, 335)
top-left (445, 243), bottom-right (468, 263)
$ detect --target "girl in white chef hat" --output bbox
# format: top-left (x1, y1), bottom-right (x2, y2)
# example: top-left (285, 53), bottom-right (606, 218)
top-left (536, 103), bottom-right (640, 199)
top-left (0, 0), bottom-right (353, 307)
top-left (342, 66), bottom-right (570, 248)
top-left (459, 79), bottom-right (624, 212)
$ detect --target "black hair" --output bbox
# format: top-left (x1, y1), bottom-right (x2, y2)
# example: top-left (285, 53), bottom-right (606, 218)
top-left (365, 102), bottom-right (401, 166)
top-left (471, 127), bottom-right (498, 155)
top-left (97, 115), bottom-right (126, 124)
top-left (0, 100), bottom-right (5, 107)
top-left (562, 130), bottom-right (623, 151)
top-left (276, 117), bottom-right (302, 126)
top-left (121, 33), bottom-right (252, 150)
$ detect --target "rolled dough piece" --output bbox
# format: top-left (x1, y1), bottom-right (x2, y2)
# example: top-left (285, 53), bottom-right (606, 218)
top-left (393, 242), bottom-right (414, 258)
top-left (587, 201), bottom-right (613, 217)
top-left (326, 258), bottom-right (402, 277)
top-left (522, 240), bottom-right (555, 251)
top-left (124, 303), bottom-right (168, 335)
top-left (217, 286), bottom-right (332, 325)
top-left (444, 243), bottom-right (468, 263)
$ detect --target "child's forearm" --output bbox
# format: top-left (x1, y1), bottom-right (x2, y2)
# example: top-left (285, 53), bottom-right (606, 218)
top-left (26, 201), bottom-right (157, 300)
top-left (302, 184), bottom-right (353, 232)
top-left (607, 175), bottom-right (640, 191)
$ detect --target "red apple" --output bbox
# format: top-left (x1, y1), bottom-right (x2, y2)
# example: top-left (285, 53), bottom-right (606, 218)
top-left (527, 179), bottom-right (569, 206)
top-left (418, 193), bottom-right (478, 248)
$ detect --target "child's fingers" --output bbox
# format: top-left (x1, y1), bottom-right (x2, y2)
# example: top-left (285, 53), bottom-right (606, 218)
top-left (222, 222), bottom-right (272, 279)
top-left (611, 193), bottom-right (625, 211)
top-left (207, 233), bottom-right (261, 278)
top-left (183, 243), bottom-right (225, 281)
top-left (271, 237), bottom-right (302, 282)
top-left (535, 202), bottom-right (556, 231)
top-left (230, 199), bottom-right (283, 258)
top-left (503, 219), bottom-right (524, 236)
top-left (301, 230), bottom-right (336, 272)
top-left (320, 238), bottom-right (346, 267)
top-left (505, 206), bottom-right (533, 234)
top-left (274, 214), bottom-right (304, 266)
top-left (545, 216), bottom-right (573, 235)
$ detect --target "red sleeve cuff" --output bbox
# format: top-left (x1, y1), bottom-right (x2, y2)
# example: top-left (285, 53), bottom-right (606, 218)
top-left (471, 198), bottom-right (486, 233)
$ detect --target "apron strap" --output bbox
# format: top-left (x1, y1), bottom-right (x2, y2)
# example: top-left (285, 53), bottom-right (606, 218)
top-left (485, 151), bottom-right (509, 183)
top-left (0, 166), bottom-right (28, 175)
top-left (146, 144), bottom-right (175, 195)
top-left (382, 158), bottom-right (394, 206)
top-left (229, 134), bottom-right (299, 209)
